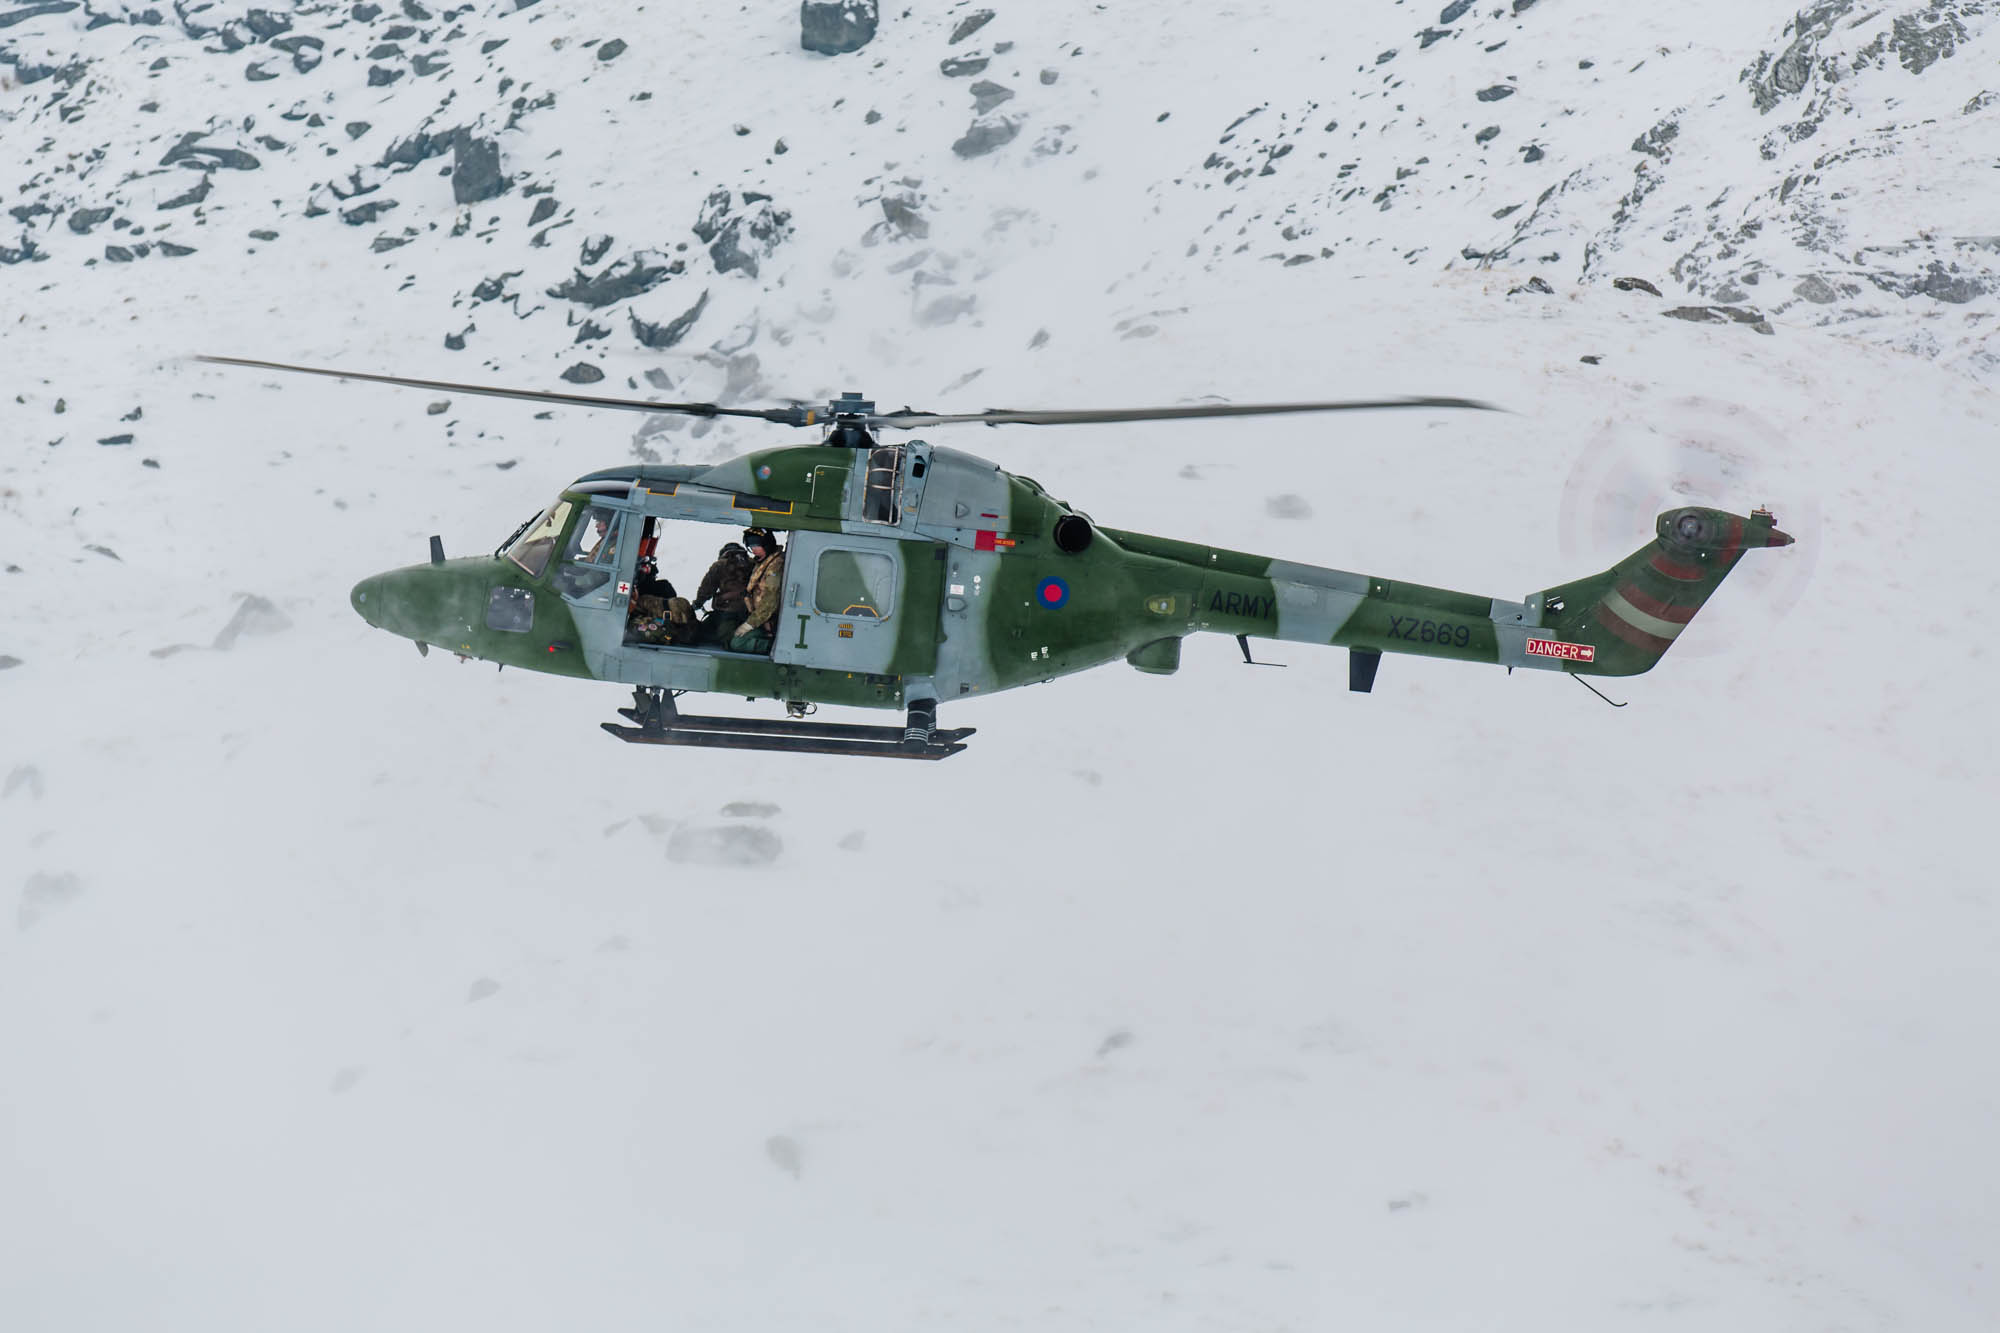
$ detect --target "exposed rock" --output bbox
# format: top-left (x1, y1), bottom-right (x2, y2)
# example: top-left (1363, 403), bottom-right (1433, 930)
top-left (580, 233), bottom-right (614, 266)
top-left (917, 292), bottom-right (976, 325)
top-left (1742, 0), bottom-right (1850, 114)
top-left (1889, 5), bottom-right (1969, 75)
top-left (573, 319), bottom-right (610, 343)
top-left (666, 823), bottom-right (781, 866)
top-left (765, 1134), bottom-right (803, 1178)
top-left (597, 37), bottom-right (627, 61)
top-left (378, 126), bottom-right (453, 167)
top-left (1612, 276), bottom-right (1662, 296)
top-left (427, 400), bottom-right (450, 415)
top-left (1510, 275), bottom-right (1553, 295)
top-left (451, 132), bottom-right (510, 204)
top-left (561, 362), bottom-right (605, 384)
top-left (1439, 0), bottom-right (1473, 20)
top-left (159, 131), bottom-right (259, 171)
top-left (950, 8), bottom-right (994, 42)
top-left (66, 207), bottom-right (113, 235)
top-left (720, 801), bottom-right (780, 817)
top-left (630, 290), bottom-right (708, 348)
top-left (1631, 116), bottom-right (1679, 159)
top-left (0, 656), bottom-right (20, 671)
top-left (1265, 493), bottom-right (1313, 520)
top-left (874, 184), bottom-right (928, 240)
top-left (969, 79), bottom-right (1014, 114)
top-left (18, 871), bottom-right (81, 931)
top-left (1475, 125), bottom-right (1500, 144)
top-left (528, 196), bottom-right (557, 225)
top-left (708, 200), bottom-right (791, 278)
top-left (1419, 26), bottom-right (1452, 48)
top-left (243, 7), bottom-right (291, 38)
top-left (952, 111), bottom-right (1023, 158)
top-left (800, 0), bottom-right (877, 56)
top-left (212, 594), bottom-right (292, 650)
top-left (691, 187), bottom-right (734, 245)
top-left (155, 174), bottom-right (210, 210)
top-left (0, 3), bottom-right (81, 31)
top-left (340, 199), bottom-right (397, 226)
top-left (1664, 304), bottom-right (1774, 334)
top-left (940, 54), bottom-right (988, 76)
top-left (1476, 85), bottom-right (1515, 102)
top-left (471, 271), bottom-right (518, 302)
top-left (1874, 261), bottom-right (1990, 304)
top-left (547, 254), bottom-right (671, 306)
top-left (1793, 273), bottom-right (1838, 304)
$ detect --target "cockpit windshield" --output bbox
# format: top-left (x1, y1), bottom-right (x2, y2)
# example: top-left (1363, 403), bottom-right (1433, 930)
top-left (504, 499), bottom-right (573, 578)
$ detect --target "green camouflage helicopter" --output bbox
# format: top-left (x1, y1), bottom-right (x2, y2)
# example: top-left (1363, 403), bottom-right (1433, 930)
top-left (203, 355), bottom-right (1794, 760)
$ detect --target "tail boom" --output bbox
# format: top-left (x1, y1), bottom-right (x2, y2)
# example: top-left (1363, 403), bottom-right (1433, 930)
top-left (1142, 505), bottom-right (1792, 681)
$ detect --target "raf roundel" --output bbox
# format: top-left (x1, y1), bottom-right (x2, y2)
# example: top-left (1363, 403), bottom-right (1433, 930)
top-left (1035, 576), bottom-right (1070, 609)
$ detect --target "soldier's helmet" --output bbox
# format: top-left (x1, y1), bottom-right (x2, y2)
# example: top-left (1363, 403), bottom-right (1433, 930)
top-left (740, 528), bottom-right (776, 552)
top-left (717, 541), bottom-right (748, 563)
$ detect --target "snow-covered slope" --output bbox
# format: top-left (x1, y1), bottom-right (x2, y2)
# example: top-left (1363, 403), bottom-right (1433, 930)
top-left (3, 3), bottom-right (1998, 1330)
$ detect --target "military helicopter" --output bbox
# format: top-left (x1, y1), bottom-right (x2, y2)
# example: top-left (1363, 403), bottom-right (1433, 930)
top-left (201, 355), bottom-right (1794, 760)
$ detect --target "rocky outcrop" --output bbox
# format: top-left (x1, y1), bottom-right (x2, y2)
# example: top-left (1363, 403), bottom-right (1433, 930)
top-left (450, 132), bottom-right (509, 204)
top-left (800, 0), bottom-right (877, 56)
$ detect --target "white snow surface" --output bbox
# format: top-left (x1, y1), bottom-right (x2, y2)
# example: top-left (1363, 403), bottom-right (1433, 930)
top-left (3, 2), bottom-right (1999, 1329)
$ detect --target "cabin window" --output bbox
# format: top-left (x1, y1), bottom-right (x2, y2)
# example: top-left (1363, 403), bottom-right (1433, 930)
top-left (504, 500), bottom-right (572, 578)
top-left (814, 549), bottom-right (896, 619)
top-left (554, 504), bottom-right (624, 598)
top-left (861, 444), bottom-right (903, 524)
top-left (486, 586), bottom-right (534, 633)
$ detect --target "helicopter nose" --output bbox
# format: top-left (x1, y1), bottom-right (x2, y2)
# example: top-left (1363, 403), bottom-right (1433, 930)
top-left (350, 575), bottom-right (381, 626)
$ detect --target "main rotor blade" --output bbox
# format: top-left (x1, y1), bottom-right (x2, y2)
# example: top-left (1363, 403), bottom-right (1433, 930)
top-left (870, 396), bottom-right (1502, 429)
top-left (194, 355), bottom-right (800, 423)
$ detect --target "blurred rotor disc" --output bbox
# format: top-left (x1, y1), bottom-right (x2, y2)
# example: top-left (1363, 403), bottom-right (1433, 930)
top-left (1556, 396), bottom-right (1820, 659)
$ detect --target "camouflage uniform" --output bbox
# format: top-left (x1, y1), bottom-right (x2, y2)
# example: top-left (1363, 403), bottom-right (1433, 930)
top-left (731, 545), bottom-right (786, 654)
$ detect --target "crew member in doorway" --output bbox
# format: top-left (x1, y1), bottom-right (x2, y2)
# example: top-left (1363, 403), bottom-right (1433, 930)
top-left (693, 541), bottom-right (752, 645)
top-left (730, 529), bottom-right (785, 654)
top-left (627, 534), bottom-right (696, 645)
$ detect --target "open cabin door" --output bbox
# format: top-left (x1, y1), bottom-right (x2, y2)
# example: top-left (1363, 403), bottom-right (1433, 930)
top-left (772, 530), bottom-right (911, 676)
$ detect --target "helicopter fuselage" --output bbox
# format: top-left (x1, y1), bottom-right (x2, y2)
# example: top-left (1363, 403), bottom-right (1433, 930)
top-left (348, 438), bottom-right (1793, 719)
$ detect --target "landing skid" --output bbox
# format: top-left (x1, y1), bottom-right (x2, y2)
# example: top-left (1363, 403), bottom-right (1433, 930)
top-left (602, 689), bottom-right (972, 760)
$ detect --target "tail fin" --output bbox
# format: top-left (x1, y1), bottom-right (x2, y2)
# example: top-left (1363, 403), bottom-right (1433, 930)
top-left (1532, 506), bottom-right (1794, 677)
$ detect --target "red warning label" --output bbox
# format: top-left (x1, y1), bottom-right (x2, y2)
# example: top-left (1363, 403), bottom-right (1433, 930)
top-left (1526, 637), bottom-right (1596, 663)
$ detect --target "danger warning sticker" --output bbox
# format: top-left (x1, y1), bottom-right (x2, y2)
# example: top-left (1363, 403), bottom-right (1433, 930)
top-left (1526, 637), bottom-right (1596, 663)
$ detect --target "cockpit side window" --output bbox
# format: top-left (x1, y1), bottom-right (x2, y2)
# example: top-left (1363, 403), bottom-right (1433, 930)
top-left (504, 500), bottom-right (573, 578)
top-left (554, 504), bottom-right (625, 599)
